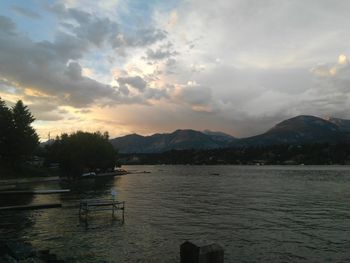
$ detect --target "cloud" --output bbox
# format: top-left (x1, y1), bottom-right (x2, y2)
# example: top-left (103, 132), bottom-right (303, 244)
top-left (145, 45), bottom-right (178, 60)
top-left (312, 66), bottom-right (350, 110)
top-left (33, 112), bottom-right (65, 121)
top-left (65, 61), bottom-right (83, 80)
top-left (4, 1), bottom-right (350, 138)
top-left (166, 58), bottom-right (177, 67)
top-left (127, 28), bottom-right (167, 47)
top-left (179, 83), bottom-right (212, 105)
top-left (24, 100), bottom-right (67, 121)
top-left (311, 55), bottom-right (350, 85)
top-left (75, 109), bottom-right (91, 114)
top-left (0, 8), bottom-right (171, 112)
top-left (117, 76), bottom-right (147, 92)
top-left (0, 23), bottom-right (119, 107)
top-left (144, 87), bottom-right (170, 100)
top-left (146, 48), bottom-right (173, 60)
top-left (115, 74), bottom-right (170, 101)
top-left (0, 15), bottom-right (16, 35)
top-left (311, 55), bottom-right (349, 77)
top-left (49, 3), bottom-right (119, 47)
top-left (174, 82), bottom-right (216, 112)
top-left (12, 6), bottom-right (40, 19)
top-left (338, 54), bottom-right (348, 65)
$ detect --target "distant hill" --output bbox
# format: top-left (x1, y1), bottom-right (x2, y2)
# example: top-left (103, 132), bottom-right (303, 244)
top-left (111, 115), bottom-right (350, 153)
top-left (110, 129), bottom-right (235, 153)
top-left (203, 130), bottom-right (236, 143)
top-left (231, 115), bottom-right (348, 147)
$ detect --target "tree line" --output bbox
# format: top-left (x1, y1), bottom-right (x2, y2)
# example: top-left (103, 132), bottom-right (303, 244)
top-left (0, 98), bottom-right (117, 177)
top-left (118, 143), bottom-right (350, 165)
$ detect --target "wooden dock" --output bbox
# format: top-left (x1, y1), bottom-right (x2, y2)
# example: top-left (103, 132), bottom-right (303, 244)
top-left (0, 203), bottom-right (62, 211)
top-left (79, 199), bottom-right (125, 225)
top-left (0, 176), bottom-right (60, 186)
top-left (0, 189), bottom-right (70, 195)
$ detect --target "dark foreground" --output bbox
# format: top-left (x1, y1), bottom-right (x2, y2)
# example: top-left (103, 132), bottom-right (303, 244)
top-left (0, 241), bottom-right (65, 262)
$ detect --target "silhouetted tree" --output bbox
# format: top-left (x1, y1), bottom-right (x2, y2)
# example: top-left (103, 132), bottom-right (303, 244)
top-left (46, 131), bottom-right (117, 177)
top-left (11, 100), bottom-right (39, 163)
top-left (0, 99), bottom-right (38, 167)
top-left (0, 98), bottom-right (14, 162)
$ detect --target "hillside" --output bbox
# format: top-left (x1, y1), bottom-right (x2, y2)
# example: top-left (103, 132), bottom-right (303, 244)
top-left (110, 129), bottom-right (235, 153)
top-left (327, 117), bottom-right (350, 132)
top-left (231, 115), bottom-right (347, 147)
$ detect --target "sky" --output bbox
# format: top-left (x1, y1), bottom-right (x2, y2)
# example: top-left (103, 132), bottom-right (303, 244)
top-left (1, 0), bottom-right (350, 140)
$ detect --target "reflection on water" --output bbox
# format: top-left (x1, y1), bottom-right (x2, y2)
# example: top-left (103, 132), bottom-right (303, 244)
top-left (1, 165), bottom-right (350, 262)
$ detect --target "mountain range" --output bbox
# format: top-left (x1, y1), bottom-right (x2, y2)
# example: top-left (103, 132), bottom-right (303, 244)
top-left (110, 115), bottom-right (350, 153)
top-left (110, 129), bottom-right (236, 153)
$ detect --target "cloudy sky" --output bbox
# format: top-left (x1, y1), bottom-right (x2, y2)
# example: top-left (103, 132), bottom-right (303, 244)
top-left (1, 0), bottom-right (350, 140)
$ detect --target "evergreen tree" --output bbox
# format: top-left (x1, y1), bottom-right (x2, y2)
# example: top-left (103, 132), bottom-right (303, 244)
top-left (11, 100), bottom-right (39, 163)
top-left (0, 98), bottom-right (14, 162)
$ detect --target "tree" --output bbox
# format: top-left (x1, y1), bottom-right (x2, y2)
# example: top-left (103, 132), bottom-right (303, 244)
top-left (46, 131), bottom-right (117, 177)
top-left (11, 100), bottom-right (39, 163)
top-left (0, 98), bottom-right (14, 162)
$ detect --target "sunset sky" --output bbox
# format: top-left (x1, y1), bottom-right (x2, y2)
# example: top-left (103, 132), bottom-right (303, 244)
top-left (1, 0), bottom-right (350, 140)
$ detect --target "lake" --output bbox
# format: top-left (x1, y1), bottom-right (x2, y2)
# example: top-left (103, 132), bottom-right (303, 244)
top-left (1, 165), bottom-right (350, 262)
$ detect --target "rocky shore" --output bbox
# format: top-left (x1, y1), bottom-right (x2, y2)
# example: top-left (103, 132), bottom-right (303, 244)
top-left (0, 241), bottom-right (65, 263)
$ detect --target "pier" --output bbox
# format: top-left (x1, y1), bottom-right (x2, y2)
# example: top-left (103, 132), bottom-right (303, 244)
top-left (0, 189), bottom-right (70, 195)
top-left (0, 203), bottom-right (62, 211)
top-left (79, 199), bottom-right (125, 225)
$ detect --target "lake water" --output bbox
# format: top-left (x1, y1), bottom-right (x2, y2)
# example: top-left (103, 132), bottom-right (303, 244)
top-left (1, 165), bottom-right (350, 262)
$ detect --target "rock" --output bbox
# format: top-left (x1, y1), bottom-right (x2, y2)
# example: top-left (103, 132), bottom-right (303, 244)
top-left (0, 242), bottom-right (66, 263)
top-left (180, 241), bottom-right (224, 263)
top-left (6, 242), bottom-right (34, 260)
top-left (0, 254), bottom-right (18, 263)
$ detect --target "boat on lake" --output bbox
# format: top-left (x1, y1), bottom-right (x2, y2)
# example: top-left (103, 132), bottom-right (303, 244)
top-left (80, 168), bottom-right (128, 179)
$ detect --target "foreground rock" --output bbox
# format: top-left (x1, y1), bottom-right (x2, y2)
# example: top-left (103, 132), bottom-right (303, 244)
top-left (0, 241), bottom-right (65, 263)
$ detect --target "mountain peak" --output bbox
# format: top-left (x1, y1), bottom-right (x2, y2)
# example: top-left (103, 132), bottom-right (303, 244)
top-left (172, 129), bottom-right (198, 134)
top-left (231, 115), bottom-right (343, 147)
top-left (269, 115), bottom-right (338, 133)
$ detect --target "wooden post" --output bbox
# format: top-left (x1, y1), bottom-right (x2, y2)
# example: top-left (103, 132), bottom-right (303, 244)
top-left (122, 202), bottom-right (125, 223)
top-left (85, 204), bottom-right (89, 227)
top-left (180, 241), bottom-right (199, 263)
top-left (79, 203), bottom-right (82, 218)
top-left (180, 241), bottom-right (224, 263)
